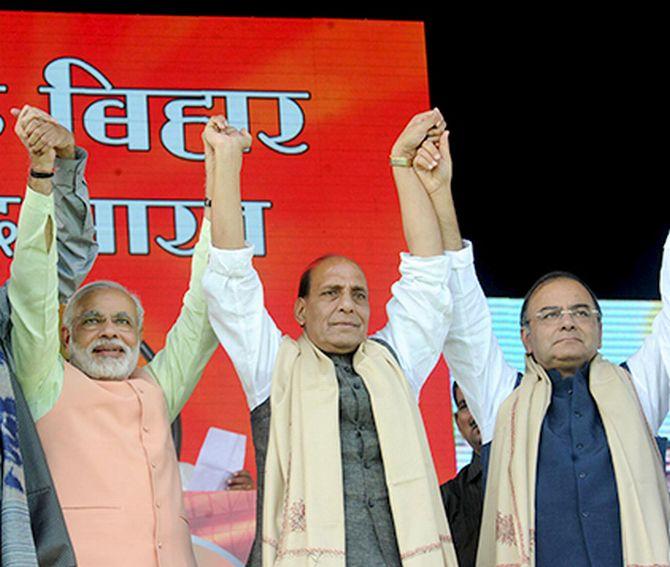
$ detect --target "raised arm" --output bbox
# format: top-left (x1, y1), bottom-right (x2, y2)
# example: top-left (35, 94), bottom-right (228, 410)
top-left (207, 116), bottom-right (250, 250)
top-left (52, 144), bottom-right (98, 302)
top-left (389, 109), bottom-right (445, 257)
top-left (6, 105), bottom-right (97, 302)
top-left (146, 220), bottom-right (220, 421)
top-left (413, 121), bottom-right (517, 443)
top-left (412, 127), bottom-right (462, 252)
top-left (8, 105), bottom-right (64, 420)
top-left (373, 110), bottom-right (453, 394)
top-left (200, 117), bottom-right (281, 410)
top-left (145, 121), bottom-right (222, 420)
top-left (626, 231), bottom-right (670, 432)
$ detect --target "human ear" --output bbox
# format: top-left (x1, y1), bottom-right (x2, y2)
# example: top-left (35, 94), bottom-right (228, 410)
top-left (520, 325), bottom-right (533, 355)
top-left (61, 326), bottom-right (72, 357)
top-left (294, 298), bottom-right (306, 327)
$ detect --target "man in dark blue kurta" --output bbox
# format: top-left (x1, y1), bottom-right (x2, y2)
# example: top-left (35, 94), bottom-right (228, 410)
top-left (441, 241), bottom-right (670, 566)
top-left (405, 133), bottom-right (670, 564)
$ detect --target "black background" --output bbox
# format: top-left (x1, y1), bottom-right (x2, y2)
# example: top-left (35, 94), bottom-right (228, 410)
top-left (5, 4), bottom-right (666, 299)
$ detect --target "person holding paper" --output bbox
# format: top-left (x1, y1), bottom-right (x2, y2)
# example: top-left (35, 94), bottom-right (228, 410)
top-left (186, 428), bottom-right (254, 491)
top-left (9, 110), bottom-right (221, 566)
top-left (202, 110), bottom-right (458, 566)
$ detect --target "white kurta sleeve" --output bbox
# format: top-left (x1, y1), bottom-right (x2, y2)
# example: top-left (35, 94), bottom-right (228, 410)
top-left (627, 231), bottom-right (670, 432)
top-left (202, 244), bottom-right (282, 409)
top-left (442, 241), bottom-right (517, 444)
top-left (373, 252), bottom-right (453, 398)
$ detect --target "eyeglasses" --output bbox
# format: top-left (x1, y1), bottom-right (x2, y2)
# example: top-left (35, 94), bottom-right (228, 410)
top-left (525, 306), bottom-right (601, 326)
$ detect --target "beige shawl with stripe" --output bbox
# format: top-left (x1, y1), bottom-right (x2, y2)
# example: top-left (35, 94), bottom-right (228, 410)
top-left (262, 335), bottom-right (457, 566)
top-left (477, 354), bottom-right (670, 567)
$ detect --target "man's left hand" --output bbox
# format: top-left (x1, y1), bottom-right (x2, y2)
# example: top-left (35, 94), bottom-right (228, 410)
top-left (413, 131), bottom-right (453, 194)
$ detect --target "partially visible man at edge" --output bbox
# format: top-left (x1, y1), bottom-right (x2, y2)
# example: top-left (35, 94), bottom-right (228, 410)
top-left (1, 104), bottom-right (96, 566)
top-left (410, 130), bottom-right (670, 565)
top-left (440, 382), bottom-right (483, 567)
top-left (8, 112), bottom-right (221, 566)
top-left (201, 109), bottom-right (458, 566)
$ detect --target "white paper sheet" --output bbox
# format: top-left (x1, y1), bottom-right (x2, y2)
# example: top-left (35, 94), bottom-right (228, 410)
top-left (186, 427), bottom-right (246, 491)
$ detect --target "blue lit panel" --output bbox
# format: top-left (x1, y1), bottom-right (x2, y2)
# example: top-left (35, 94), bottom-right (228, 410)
top-left (453, 298), bottom-right (667, 475)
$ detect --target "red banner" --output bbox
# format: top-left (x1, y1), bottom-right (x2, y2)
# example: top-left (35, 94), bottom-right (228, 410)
top-left (0, 11), bottom-right (456, 482)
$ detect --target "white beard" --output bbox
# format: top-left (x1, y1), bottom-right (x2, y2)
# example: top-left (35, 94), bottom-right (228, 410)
top-left (69, 337), bottom-right (140, 381)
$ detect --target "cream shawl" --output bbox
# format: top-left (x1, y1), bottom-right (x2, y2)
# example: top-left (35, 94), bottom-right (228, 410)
top-left (477, 354), bottom-right (670, 567)
top-left (262, 335), bottom-right (457, 566)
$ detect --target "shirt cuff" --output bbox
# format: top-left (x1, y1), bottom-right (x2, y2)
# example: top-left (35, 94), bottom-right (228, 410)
top-left (208, 243), bottom-right (255, 277)
top-left (398, 251), bottom-right (449, 283)
top-left (444, 240), bottom-right (482, 295)
top-left (53, 147), bottom-right (88, 197)
top-left (23, 185), bottom-right (55, 214)
top-left (443, 239), bottom-right (474, 269)
top-left (54, 146), bottom-right (87, 172)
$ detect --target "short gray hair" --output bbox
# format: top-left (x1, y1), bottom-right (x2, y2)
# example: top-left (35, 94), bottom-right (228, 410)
top-left (62, 280), bottom-right (145, 333)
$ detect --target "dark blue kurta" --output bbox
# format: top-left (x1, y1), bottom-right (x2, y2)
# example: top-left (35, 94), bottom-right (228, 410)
top-left (482, 363), bottom-right (624, 566)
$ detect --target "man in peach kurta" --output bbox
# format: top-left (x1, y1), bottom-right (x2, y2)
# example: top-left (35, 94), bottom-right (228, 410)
top-left (8, 109), bottom-right (220, 566)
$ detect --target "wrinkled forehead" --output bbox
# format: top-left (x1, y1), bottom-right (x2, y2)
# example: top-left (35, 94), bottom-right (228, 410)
top-left (527, 277), bottom-right (596, 311)
top-left (75, 288), bottom-right (138, 320)
top-left (310, 256), bottom-right (368, 290)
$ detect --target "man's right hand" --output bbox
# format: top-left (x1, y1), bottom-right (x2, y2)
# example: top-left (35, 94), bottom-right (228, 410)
top-left (390, 108), bottom-right (445, 161)
top-left (202, 115), bottom-right (252, 160)
top-left (12, 105), bottom-right (75, 167)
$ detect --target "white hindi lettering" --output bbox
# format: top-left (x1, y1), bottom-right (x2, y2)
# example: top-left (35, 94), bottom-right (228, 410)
top-left (37, 57), bottom-right (310, 158)
top-left (0, 197), bottom-right (20, 257)
top-left (0, 196), bottom-right (271, 258)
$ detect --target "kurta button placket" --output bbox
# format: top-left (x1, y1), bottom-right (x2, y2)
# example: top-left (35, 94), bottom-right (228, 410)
top-left (38, 367), bottom-right (195, 565)
top-left (532, 366), bottom-right (623, 565)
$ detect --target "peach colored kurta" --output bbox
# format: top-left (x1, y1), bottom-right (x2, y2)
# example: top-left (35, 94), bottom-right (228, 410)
top-left (36, 361), bottom-right (195, 567)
